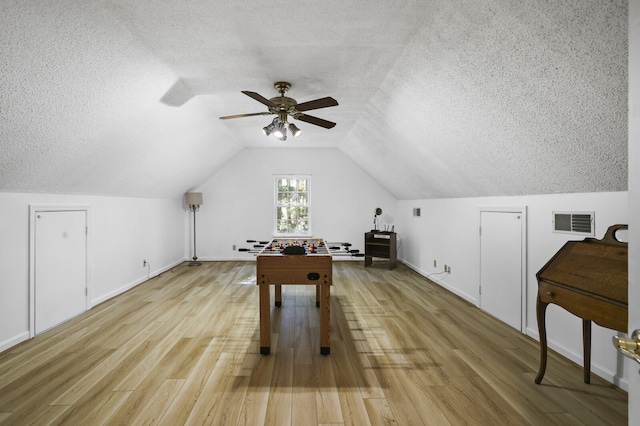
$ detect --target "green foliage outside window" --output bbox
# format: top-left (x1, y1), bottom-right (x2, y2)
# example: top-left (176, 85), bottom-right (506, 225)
top-left (275, 177), bottom-right (310, 235)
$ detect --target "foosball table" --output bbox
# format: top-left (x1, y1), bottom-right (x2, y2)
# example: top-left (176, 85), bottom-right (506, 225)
top-left (256, 238), bottom-right (332, 355)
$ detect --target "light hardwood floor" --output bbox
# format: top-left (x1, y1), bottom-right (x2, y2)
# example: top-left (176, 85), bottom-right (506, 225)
top-left (0, 261), bottom-right (627, 425)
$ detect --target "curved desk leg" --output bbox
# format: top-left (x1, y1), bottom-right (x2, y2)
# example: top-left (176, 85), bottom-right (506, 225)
top-left (583, 319), bottom-right (591, 384)
top-left (535, 297), bottom-right (548, 384)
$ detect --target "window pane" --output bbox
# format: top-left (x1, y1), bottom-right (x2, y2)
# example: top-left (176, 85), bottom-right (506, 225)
top-left (294, 217), bottom-right (308, 232)
top-left (277, 207), bottom-right (287, 220)
top-left (288, 206), bottom-right (298, 220)
top-left (278, 193), bottom-right (289, 205)
top-left (298, 208), bottom-right (308, 224)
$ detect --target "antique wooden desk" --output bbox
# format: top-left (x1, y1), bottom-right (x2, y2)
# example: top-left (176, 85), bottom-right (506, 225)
top-left (535, 224), bottom-right (628, 384)
top-left (256, 238), bottom-right (332, 355)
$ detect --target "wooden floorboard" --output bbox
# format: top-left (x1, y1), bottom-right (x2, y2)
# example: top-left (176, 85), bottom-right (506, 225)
top-left (0, 261), bottom-right (627, 425)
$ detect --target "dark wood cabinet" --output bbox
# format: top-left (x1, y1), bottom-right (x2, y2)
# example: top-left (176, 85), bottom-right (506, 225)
top-left (364, 232), bottom-right (397, 270)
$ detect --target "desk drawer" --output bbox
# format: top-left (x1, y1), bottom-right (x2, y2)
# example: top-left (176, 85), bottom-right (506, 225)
top-left (538, 281), bottom-right (627, 332)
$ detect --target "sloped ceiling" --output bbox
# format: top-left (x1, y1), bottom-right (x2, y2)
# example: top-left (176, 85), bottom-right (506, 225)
top-left (0, 0), bottom-right (627, 199)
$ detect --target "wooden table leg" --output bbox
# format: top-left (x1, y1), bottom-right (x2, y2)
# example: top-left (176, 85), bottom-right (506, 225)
top-left (583, 319), bottom-right (591, 384)
top-left (275, 284), bottom-right (282, 307)
top-left (535, 297), bottom-right (548, 384)
top-left (259, 283), bottom-right (271, 355)
top-left (320, 282), bottom-right (330, 355)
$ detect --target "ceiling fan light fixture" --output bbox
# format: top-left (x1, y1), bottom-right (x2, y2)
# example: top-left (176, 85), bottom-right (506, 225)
top-left (289, 123), bottom-right (302, 137)
top-left (263, 118), bottom-right (278, 136)
top-left (273, 120), bottom-right (287, 139)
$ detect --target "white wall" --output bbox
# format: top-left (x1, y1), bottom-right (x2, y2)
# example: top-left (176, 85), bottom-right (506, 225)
top-left (397, 191), bottom-right (628, 387)
top-left (0, 192), bottom-right (187, 351)
top-left (628, 0), bottom-right (640, 416)
top-left (192, 148), bottom-right (397, 260)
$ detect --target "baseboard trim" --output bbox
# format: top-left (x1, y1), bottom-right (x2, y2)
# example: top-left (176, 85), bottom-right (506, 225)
top-left (0, 331), bottom-right (30, 353)
top-left (91, 258), bottom-right (185, 306)
top-left (400, 259), bottom-right (477, 305)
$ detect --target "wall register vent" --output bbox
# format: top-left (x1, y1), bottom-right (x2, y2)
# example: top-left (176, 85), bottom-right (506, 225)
top-left (552, 211), bottom-right (594, 236)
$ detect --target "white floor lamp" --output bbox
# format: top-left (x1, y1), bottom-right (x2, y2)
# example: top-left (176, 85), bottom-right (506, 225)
top-left (186, 192), bottom-right (203, 266)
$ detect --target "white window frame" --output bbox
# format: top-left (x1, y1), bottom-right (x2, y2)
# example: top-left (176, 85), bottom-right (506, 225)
top-left (274, 175), bottom-right (312, 237)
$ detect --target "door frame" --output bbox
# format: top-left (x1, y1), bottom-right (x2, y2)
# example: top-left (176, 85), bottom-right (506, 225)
top-left (29, 205), bottom-right (92, 338)
top-left (478, 206), bottom-right (528, 333)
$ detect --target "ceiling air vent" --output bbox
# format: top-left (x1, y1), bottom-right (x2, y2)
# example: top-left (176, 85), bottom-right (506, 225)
top-left (552, 211), bottom-right (594, 236)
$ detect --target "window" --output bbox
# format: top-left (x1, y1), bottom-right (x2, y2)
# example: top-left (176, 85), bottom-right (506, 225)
top-left (275, 176), bottom-right (311, 236)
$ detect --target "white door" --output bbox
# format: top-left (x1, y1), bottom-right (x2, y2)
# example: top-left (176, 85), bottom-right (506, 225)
top-left (479, 210), bottom-right (525, 331)
top-left (628, 234), bottom-right (639, 419)
top-left (34, 210), bottom-right (87, 334)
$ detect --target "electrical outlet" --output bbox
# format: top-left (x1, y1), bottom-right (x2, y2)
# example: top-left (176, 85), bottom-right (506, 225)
top-left (434, 259), bottom-right (437, 268)
top-left (233, 244), bottom-right (236, 251)
top-left (448, 265), bottom-right (451, 273)
top-left (444, 264), bottom-right (449, 273)
top-left (143, 259), bottom-right (147, 267)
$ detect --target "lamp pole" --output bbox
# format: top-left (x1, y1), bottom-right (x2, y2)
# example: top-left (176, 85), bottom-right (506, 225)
top-left (189, 204), bottom-right (201, 266)
top-left (185, 192), bottom-right (203, 266)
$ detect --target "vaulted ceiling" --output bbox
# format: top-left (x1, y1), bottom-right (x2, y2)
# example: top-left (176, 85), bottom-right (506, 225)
top-left (0, 0), bottom-right (628, 199)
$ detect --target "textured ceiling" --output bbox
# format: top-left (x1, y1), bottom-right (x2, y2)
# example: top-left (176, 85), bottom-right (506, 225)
top-left (0, 0), bottom-right (628, 199)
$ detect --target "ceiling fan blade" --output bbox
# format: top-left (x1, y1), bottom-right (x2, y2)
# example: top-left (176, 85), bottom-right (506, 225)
top-left (241, 91), bottom-right (277, 108)
top-left (219, 112), bottom-right (273, 120)
top-left (294, 97), bottom-right (339, 112)
top-left (295, 114), bottom-right (336, 129)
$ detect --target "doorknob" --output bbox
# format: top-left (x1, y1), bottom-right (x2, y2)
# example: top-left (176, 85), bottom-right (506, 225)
top-left (612, 329), bottom-right (640, 366)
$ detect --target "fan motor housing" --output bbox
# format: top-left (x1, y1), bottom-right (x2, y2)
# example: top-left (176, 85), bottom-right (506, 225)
top-left (269, 96), bottom-right (297, 114)
top-left (269, 96), bottom-right (297, 107)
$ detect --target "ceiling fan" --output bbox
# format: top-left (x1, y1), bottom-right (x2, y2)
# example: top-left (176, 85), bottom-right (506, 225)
top-left (219, 82), bottom-right (338, 141)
